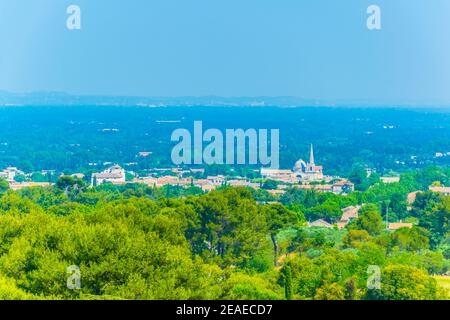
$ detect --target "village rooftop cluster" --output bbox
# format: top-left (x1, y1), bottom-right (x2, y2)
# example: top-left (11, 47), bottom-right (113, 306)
top-left (3, 145), bottom-right (450, 200)
top-left (1, 144), bottom-right (450, 231)
top-left (85, 145), bottom-right (356, 196)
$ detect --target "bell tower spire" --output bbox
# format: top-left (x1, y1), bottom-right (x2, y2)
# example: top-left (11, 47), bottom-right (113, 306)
top-left (310, 144), bottom-right (315, 165)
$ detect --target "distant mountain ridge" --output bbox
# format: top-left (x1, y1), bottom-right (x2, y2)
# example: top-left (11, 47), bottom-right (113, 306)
top-left (0, 91), bottom-right (330, 107)
top-left (0, 91), bottom-right (449, 108)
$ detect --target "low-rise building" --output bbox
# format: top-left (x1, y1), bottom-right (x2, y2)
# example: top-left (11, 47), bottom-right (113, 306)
top-left (0, 167), bottom-right (25, 182)
top-left (207, 175), bottom-right (225, 186)
top-left (201, 184), bottom-right (216, 192)
top-left (407, 191), bottom-right (421, 210)
top-left (308, 219), bottom-right (334, 229)
top-left (138, 151), bottom-right (152, 157)
top-left (294, 182), bottom-right (354, 194)
top-left (331, 181), bottom-right (355, 194)
top-left (141, 177), bottom-right (158, 187)
top-left (388, 222), bottom-right (414, 231)
top-left (267, 189), bottom-right (286, 196)
top-left (156, 176), bottom-right (180, 187)
top-left (337, 205), bottom-right (361, 229)
top-left (227, 179), bottom-right (259, 189)
top-left (381, 177), bottom-right (401, 184)
top-left (71, 173), bottom-right (85, 180)
top-left (91, 165), bottom-right (126, 186)
top-left (10, 182), bottom-right (52, 191)
top-left (261, 169), bottom-right (297, 183)
top-left (407, 191), bottom-right (421, 204)
top-left (429, 186), bottom-right (450, 196)
top-left (316, 184), bottom-right (333, 193)
top-left (190, 168), bottom-right (205, 174)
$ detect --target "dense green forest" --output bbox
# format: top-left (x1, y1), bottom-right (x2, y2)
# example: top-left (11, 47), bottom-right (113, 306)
top-left (0, 166), bottom-right (448, 300)
top-left (0, 106), bottom-right (449, 176)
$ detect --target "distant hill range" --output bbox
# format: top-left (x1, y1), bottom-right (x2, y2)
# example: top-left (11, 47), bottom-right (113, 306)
top-left (0, 91), bottom-right (321, 107)
top-left (1, 91), bottom-right (448, 108)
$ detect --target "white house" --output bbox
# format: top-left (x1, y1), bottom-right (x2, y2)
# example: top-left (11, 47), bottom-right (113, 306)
top-left (0, 167), bottom-right (25, 182)
top-left (429, 186), bottom-right (450, 196)
top-left (91, 165), bottom-right (126, 186)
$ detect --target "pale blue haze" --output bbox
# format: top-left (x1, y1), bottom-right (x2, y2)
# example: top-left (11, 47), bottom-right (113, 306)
top-left (0, 0), bottom-right (449, 105)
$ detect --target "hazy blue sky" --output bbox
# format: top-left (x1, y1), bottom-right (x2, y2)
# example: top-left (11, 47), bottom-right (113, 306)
top-left (0, 0), bottom-right (449, 104)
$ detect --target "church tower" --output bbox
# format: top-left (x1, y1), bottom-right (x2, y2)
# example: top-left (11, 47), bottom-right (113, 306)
top-left (293, 143), bottom-right (323, 181)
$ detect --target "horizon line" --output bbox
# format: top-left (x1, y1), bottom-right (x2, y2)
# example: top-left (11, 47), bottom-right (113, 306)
top-left (1, 90), bottom-right (450, 109)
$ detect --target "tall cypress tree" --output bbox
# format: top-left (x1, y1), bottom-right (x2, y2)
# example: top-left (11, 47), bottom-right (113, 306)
top-left (281, 264), bottom-right (293, 300)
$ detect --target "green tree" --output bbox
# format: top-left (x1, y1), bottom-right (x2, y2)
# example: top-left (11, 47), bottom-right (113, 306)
top-left (262, 180), bottom-right (278, 190)
top-left (343, 230), bottom-right (371, 248)
top-left (280, 264), bottom-right (293, 300)
top-left (314, 282), bottom-right (345, 300)
top-left (221, 273), bottom-right (282, 300)
top-left (351, 205), bottom-right (383, 236)
top-left (418, 196), bottom-right (450, 249)
top-left (0, 178), bottom-right (9, 194)
top-left (344, 277), bottom-right (358, 300)
top-left (263, 203), bottom-right (303, 266)
top-left (368, 265), bottom-right (446, 300)
top-left (389, 226), bottom-right (430, 252)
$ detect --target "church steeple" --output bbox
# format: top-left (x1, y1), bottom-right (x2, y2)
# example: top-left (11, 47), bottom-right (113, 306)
top-left (310, 144), bottom-right (315, 165)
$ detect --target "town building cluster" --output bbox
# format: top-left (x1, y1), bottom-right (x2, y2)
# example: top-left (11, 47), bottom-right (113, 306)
top-left (1, 143), bottom-right (449, 234)
top-left (0, 167), bottom-right (50, 190)
top-left (261, 144), bottom-right (354, 195)
top-left (0, 167), bottom-right (24, 182)
top-left (86, 144), bottom-right (355, 195)
top-left (91, 164), bottom-right (126, 186)
top-left (3, 144), bottom-right (450, 209)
